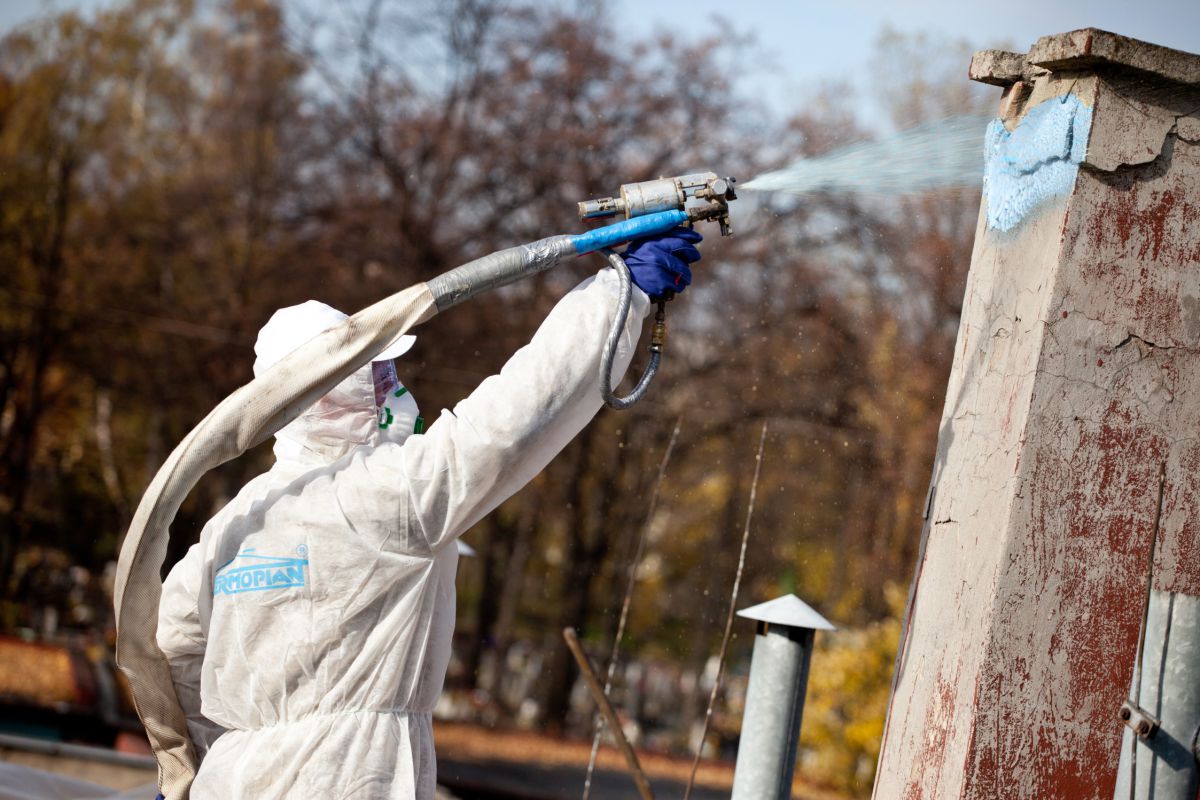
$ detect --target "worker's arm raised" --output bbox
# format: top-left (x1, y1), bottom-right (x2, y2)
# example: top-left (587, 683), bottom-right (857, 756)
top-left (328, 228), bottom-right (702, 554)
top-left (362, 266), bottom-right (648, 553)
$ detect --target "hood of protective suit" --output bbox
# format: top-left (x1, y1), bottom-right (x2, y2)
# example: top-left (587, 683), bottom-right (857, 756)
top-left (254, 300), bottom-right (419, 466)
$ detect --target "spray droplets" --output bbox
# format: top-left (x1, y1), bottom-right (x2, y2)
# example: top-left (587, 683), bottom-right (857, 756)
top-left (742, 115), bottom-right (991, 198)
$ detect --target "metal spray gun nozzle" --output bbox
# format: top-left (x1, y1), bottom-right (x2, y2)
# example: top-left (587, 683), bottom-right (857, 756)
top-left (578, 172), bottom-right (738, 236)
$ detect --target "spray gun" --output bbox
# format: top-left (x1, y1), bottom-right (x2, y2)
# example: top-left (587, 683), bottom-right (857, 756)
top-left (575, 172), bottom-right (737, 409)
top-left (578, 172), bottom-right (738, 235)
top-left (425, 171), bottom-right (737, 409)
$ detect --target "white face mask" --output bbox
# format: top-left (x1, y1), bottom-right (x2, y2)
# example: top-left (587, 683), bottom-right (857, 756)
top-left (372, 360), bottom-right (423, 439)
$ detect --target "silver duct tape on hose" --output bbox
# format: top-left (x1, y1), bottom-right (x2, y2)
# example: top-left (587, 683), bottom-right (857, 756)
top-left (427, 236), bottom-right (576, 310)
top-left (114, 284), bottom-right (438, 799)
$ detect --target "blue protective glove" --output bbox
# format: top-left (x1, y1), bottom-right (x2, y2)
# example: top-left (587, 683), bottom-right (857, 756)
top-left (622, 226), bottom-right (702, 301)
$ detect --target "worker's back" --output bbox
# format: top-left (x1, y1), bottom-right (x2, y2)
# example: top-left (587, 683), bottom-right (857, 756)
top-left (161, 446), bottom-right (459, 797)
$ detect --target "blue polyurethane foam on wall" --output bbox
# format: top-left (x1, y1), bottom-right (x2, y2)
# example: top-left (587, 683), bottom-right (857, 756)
top-left (983, 94), bottom-right (1094, 232)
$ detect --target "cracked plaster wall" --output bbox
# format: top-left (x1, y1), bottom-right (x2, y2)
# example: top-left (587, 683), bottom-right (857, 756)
top-left (875, 46), bottom-right (1200, 800)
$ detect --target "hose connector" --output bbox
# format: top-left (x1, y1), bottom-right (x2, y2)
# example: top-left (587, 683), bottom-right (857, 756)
top-left (649, 301), bottom-right (668, 355)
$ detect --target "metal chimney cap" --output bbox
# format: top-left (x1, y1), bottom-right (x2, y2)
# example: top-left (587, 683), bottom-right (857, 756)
top-left (737, 593), bottom-right (836, 631)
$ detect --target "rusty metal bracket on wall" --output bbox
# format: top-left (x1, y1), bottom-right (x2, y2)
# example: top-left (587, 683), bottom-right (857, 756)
top-left (1119, 700), bottom-right (1160, 741)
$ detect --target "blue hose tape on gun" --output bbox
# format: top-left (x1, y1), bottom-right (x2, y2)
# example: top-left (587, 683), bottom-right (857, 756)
top-left (570, 210), bottom-right (688, 255)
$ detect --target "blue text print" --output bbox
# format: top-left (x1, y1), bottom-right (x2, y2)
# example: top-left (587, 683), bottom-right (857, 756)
top-left (214, 546), bottom-right (309, 596)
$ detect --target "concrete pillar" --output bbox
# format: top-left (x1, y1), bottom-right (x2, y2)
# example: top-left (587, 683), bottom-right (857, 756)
top-left (873, 29), bottom-right (1200, 799)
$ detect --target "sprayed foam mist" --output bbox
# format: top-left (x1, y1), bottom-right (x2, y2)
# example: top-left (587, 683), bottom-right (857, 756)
top-left (743, 115), bottom-right (991, 197)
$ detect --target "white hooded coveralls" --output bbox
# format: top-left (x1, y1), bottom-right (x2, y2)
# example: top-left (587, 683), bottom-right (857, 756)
top-left (157, 270), bottom-right (648, 798)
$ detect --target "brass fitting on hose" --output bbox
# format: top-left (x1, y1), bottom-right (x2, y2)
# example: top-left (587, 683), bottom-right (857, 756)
top-left (649, 301), bottom-right (668, 355)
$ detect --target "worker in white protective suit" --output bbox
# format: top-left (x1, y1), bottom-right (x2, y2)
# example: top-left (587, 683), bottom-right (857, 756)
top-left (155, 227), bottom-right (703, 798)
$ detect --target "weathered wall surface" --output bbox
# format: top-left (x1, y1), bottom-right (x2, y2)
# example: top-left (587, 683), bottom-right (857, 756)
top-left (874, 29), bottom-right (1200, 799)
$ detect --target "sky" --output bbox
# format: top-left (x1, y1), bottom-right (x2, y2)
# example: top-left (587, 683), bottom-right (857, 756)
top-left (623, 0), bottom-right (1200, 73)
top-left (615, 0), bottom-right (1200, 120)
top-left (3, 0), bottom-right (1199, 120)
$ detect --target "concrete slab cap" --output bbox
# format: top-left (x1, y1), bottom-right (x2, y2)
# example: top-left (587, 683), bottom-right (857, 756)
top-left (736, 594), bottom-right (835, 631)
top-left (1029, 28), bottom-right (1200, 85)
top-left (972, 28), bottom-right (1200, 87)
top-left (969, 50), bottom-right (1026, 87)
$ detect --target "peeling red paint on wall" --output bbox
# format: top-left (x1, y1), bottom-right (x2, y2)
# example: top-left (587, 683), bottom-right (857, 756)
top-left (958, 405), bottom-right (1161, 798)
top-left (1155, 438), bottom-right (1200, 595)
top-left (903, 667), bottom-right (960, 800)
top-left (1077, 169), bottom-right (1200, 347)
top-left (1099, 188), bottom-right (1176, 258)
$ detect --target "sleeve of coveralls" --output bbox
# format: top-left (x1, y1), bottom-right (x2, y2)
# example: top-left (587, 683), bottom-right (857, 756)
top-left (359, 267), bottom-right (650, 553)
top-left (158, 541), bottom-right (226, 758)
